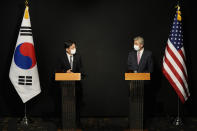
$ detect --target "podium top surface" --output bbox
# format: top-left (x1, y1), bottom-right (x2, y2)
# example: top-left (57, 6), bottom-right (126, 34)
top-left (55, 73), bottom-right (81, 81)
top-left (125, 73), bottom-right (150, 80)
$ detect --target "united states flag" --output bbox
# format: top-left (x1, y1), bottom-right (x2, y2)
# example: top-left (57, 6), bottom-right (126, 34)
top-left (162, 6), bottom-right (190, 103)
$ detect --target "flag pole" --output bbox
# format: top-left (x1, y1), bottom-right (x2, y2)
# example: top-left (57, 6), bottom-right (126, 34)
top-left (172, 1), bottom-right (183, 126)
top-left (173, 96), bottom-right (183, 126)
top-left (20, 0), bottom-right (30, 126)
top-left (20, 103), bottom-right (29, 126)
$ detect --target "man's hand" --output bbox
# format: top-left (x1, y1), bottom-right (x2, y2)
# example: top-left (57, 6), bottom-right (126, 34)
top-left (66, 69), bottom-right (73, 73)
top-left (134, 70), bottom-right (138, 73)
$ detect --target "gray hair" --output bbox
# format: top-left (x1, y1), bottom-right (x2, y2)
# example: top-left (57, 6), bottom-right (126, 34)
top-left (134, 36), bottom-right (144, 45)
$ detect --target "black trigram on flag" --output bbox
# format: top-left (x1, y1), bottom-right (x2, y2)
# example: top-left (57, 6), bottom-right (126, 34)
top-left (20, 26), bottom-right (32, 36)
top-left (18, 76), bottom-right (32, 85)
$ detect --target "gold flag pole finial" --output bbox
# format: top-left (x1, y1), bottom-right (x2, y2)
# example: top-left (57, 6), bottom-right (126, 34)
top-left (24, 0), bottom-right (29, 19)
top-left (25, 0), bottom-right (29, 7)
top-left (176, 1), bottom-right (182, 21)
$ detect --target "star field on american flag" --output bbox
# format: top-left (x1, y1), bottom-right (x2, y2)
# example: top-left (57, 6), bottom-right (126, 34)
top-left (169, 14), bottom-right (183, 50)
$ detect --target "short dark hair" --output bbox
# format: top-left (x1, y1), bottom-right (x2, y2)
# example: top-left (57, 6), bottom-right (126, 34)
top-left (64, 40), bottom-right (76, 49)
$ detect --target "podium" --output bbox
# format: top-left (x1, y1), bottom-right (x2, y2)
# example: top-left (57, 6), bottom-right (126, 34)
top-left (55, 73), bottom-right (81, 131)
top-left (125, 73), bottom-right (150, 131)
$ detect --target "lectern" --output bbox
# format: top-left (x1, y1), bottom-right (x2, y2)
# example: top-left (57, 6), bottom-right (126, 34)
top-left (125, 73), bottom-right (150, 131)
top-left (55, 73), bottom-right (81, 131)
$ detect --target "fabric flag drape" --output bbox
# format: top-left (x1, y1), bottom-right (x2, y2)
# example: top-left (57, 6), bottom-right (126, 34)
top-left (162, 5), bottom-right (190, 103)
top-left (9, 6), bottom-right (41, 103)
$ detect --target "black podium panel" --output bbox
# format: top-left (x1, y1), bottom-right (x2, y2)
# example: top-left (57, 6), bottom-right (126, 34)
top-left (129, 80), bottom-right (144, 130)
top-left (61, 81), bottom-right (77, 130)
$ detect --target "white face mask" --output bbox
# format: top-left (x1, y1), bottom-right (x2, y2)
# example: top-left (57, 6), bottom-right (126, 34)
top-left (70, 48), bottom-right (76, 55)
top-left (134, 45), bottom-right (140, 51)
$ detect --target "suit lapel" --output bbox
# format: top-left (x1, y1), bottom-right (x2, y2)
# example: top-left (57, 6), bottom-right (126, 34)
top-left (134, 51), bottom-right (138, 66)
top-left (138, 50), bottom-right (145, 71)
top-left (65, 53), bottom-right (71, 69)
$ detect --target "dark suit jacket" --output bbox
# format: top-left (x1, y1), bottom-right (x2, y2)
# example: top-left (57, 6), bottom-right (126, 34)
top-left (59, 53), bottom-right (84, 74)
top-left (127, 49), bottom-right (153, 73)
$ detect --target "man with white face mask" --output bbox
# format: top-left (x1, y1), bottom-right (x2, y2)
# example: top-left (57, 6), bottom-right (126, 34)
top-left (127, 36), bottom-right (153, 73)
top-left (60, 40), bottom-right (84, 74)
top-left (58, 40), bottom-right (84, 127)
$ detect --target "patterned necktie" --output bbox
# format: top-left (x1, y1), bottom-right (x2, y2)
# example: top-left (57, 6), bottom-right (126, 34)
top-left (137, 51), bottom-right (140, 65)
top-left (70, 55), bottom-right (73, 70)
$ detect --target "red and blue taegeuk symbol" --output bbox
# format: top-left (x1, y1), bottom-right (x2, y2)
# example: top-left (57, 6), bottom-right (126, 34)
top-left (14, 42), bottom-right (37, 69)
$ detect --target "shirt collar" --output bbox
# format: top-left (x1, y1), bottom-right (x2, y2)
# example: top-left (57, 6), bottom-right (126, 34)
top-left (138, 47), bottom-right (144, 54)
top-left (66, 52), bottom-right (73, 57)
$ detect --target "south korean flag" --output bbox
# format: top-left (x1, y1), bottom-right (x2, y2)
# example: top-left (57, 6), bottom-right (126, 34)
top-left (9, 6), bottom-right (41, 103)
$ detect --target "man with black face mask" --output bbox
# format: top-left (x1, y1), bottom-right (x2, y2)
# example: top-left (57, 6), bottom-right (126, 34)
top-left (127, 36), bottom-right (153, 73)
